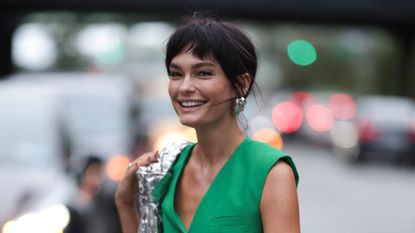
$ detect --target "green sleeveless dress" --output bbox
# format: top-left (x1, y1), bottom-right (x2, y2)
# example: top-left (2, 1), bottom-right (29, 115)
top-left (155, 137), bottom-right (299, 233)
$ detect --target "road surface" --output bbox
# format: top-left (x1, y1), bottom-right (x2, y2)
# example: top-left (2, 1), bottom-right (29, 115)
top-left (284, 139), bottom-right (415, 233)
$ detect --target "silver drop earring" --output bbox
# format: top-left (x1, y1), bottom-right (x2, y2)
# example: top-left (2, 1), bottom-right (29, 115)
top-left (234, 96), bottom-right (247, 114)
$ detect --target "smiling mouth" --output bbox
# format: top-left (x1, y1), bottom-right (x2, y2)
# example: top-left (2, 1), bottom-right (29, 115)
top-left (179, 100), bottom-right (207, 108)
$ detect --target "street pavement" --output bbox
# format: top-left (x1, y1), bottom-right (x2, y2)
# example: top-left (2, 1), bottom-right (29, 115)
top-left (283, 139), bottom-right (415, 233)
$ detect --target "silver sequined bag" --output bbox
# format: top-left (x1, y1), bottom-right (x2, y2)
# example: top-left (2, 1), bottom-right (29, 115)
top-left (135, 140), bottom-right (192, 233)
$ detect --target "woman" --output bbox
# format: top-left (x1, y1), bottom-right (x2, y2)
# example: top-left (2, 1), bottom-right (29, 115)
top-left (115, 15), bottom-right (300, 233)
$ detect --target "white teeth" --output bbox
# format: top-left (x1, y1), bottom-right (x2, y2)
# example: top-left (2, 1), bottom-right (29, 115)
top-left (180, 101), bottom-right (206, 107)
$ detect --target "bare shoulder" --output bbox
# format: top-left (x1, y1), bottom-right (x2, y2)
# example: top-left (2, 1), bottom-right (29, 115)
top-left (268, 160), bottom-right (296, 182)
top-left (261, 160), bottom-right (297, 204)
top-left (260, 160), bottom-right (300, 233)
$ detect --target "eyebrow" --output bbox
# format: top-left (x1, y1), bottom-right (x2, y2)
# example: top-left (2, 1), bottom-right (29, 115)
top-left (169, 61), bottom-right (215, 70)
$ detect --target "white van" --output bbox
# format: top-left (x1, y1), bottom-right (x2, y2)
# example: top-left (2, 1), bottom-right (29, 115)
top-left (0, 80), bottom-right (76, 233)
top-left (1, 72), bottom-right (137, 233)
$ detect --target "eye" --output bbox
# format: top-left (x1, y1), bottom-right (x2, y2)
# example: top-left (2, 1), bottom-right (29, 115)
top-left (196, 71), bottom-right (214, 78)
top-left (168, 71), bottom-right (183, 80)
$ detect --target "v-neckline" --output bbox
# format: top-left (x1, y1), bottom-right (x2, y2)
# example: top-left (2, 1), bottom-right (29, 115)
top-left (171, 137), bottom-right (249, 233)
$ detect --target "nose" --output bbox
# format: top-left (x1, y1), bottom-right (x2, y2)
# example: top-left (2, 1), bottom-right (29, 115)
top-left (178, 75), bottom-right (196, 93)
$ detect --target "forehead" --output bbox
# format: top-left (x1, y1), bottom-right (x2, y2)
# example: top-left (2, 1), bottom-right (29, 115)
top-left (170, 50), bottom-right (219, 67)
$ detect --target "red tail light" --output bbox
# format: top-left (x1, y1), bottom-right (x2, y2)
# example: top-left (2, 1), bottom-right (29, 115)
top-left (357, 119), bottom-right (377, 143)
top-left (410, 123), bottom-right (415, 142)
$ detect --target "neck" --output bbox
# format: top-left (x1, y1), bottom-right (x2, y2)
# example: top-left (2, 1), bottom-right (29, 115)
top-left (193, 115), bottom-right (246, 166)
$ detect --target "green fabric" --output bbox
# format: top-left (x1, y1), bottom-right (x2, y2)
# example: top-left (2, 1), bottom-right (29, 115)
top-left (159, 137), bottom-right (299, 233)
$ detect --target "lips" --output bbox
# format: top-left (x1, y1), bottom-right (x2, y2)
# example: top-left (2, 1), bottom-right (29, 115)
top-left (179, 100), bottom-right (207, 108)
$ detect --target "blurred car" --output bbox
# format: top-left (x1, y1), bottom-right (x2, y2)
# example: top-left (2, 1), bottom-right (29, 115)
top-left (1, 72), bottom-right (140, 233)
top-left (332, 95), bottom-right (415, 163)
top-left (0, 80), bottom-right (76, 233)
top-left (266, 90), bottom-right (357, 145)
top-left (11, 73), bottom-right (137, 160)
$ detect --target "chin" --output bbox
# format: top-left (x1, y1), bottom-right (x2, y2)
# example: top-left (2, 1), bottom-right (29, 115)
top-left (178, 114), bottom-right (209, 128)
top-left (179, 118), bottom-right (200, 128)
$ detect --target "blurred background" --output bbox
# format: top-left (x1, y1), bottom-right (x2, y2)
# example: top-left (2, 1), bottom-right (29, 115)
top-left (0, 1), bottom-right (415, 233)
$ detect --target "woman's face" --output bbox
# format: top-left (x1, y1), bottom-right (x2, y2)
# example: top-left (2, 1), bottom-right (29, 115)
top-left (168, 50), bottom-right (236, 128)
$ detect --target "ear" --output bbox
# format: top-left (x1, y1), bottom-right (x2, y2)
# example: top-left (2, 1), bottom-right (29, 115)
top-left (239, 73), bottom-right (252, 96)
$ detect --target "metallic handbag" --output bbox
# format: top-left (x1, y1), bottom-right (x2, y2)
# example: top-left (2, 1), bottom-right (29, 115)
top-left (135, 140), bottom-right (192, 233)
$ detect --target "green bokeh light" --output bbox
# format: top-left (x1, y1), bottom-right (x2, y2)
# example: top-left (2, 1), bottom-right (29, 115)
top-left (287, 39), bottom-right (318, 66)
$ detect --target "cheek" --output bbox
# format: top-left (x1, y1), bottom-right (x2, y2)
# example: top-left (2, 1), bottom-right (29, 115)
top-left (216, 84), bottom-right (235, 99)
top-left (168, 81), bottom-right (176, 99)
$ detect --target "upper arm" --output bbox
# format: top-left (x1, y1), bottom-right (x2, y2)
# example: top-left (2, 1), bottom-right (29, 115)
top-left (260, 160), bottom-right (300, 233)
